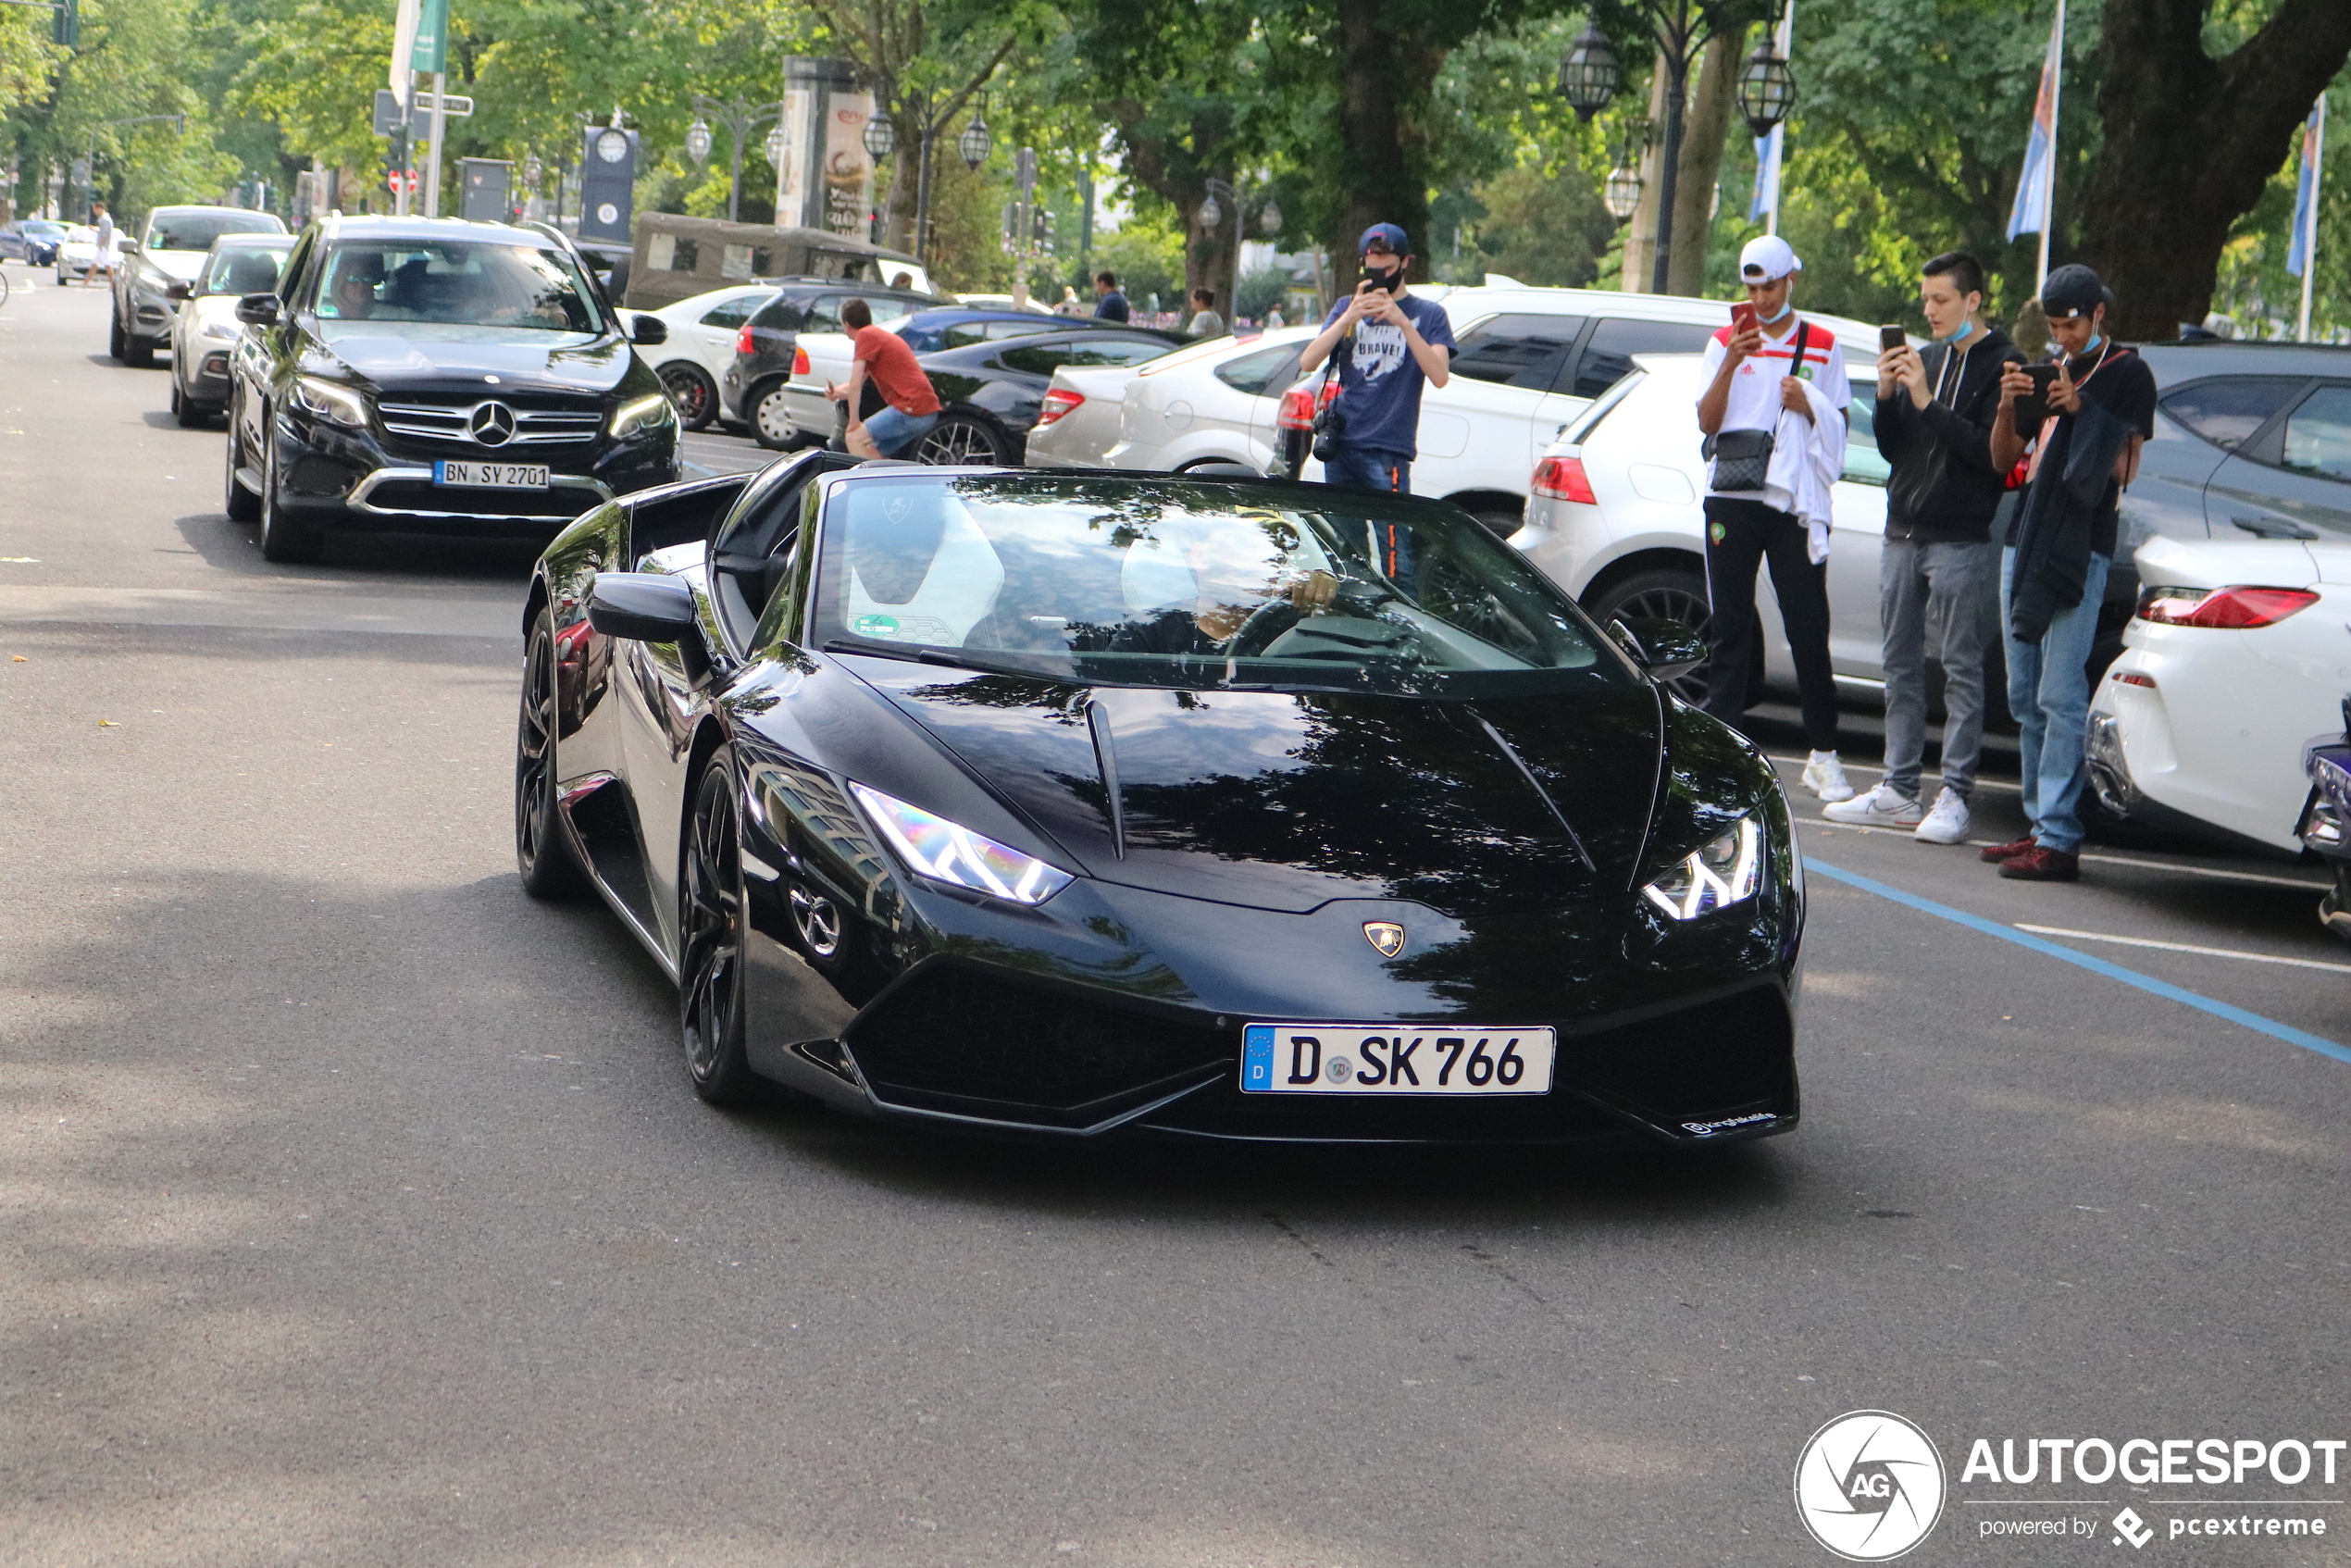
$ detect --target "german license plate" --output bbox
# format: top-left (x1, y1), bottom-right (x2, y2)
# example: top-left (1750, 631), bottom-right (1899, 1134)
top-left (435, 459), bottom-right (549, 489)
top-left (1240, 1024), bottom-right (1554, 1095)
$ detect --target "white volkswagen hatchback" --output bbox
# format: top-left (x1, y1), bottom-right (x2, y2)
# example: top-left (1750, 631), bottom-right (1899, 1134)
top-left (643, 284), bottom-right (780, 431)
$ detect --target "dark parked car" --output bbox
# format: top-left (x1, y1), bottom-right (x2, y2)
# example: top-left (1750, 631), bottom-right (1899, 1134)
top-left (0, 218), bottom-right (68, 268)
top-left (223, 213), bottom-right (680, 564)
top-left (908, 329), bottom-right (1181, 464)
top-left (517, 456), bottom-right (1801, 1145)
top-left (716, 280), bottom-right (939, 442)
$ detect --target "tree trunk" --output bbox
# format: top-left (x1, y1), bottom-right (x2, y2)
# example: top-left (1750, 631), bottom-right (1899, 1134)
top-left (2077, 0), bottom-right (2351, 339)
top-left (1665, 31), bottom-right (1742, 297)
top-left (883, 116), bottom-right (922, 254)
top-left (1620, 51), bottom-right (1673, 292)
top-left (1333, 0), bottom-right (1446, 278)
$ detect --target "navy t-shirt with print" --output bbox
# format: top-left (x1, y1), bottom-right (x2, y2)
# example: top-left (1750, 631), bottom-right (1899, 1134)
top-left (1320, 293), bottom-right (1457, 458)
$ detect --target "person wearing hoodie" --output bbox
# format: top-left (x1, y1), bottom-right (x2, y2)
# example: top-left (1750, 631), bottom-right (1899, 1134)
top-left (1984, 263), bottom-right (2157, 882)
top-left (1826, 252), bottom-right (2023, 844)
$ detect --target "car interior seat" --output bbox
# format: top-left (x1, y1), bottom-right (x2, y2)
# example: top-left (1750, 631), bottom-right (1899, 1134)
top-left (840, 483), bottom-right (1005, 646)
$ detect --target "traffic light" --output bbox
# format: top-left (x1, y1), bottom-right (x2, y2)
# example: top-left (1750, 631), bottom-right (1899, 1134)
top-left (52, 0), bottom-right (79, 48)
top-left (1031, 206), bottom-right (1054, 255)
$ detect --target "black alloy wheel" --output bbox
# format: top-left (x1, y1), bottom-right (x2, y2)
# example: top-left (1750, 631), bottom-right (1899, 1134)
top-left (914, 413), bottom-right (1007, 466)
top-left (255, 414), bottom-right (324, 564)
top-left (679, 745), bottom-right (761, 1106)
top-left (1587, 566), bottom-right (1713, 705)
top-left (751, 380), bottom-right (802, 451)
top-left (515, 613), bottom-right (589, 899)
top-left (222, 398), bottom-right (261, 522)
top-left (658, 361), bottom-right (719, 431)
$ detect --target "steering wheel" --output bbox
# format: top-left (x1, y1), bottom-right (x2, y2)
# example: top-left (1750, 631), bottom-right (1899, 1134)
top-left (1223, 597), bottom-right (1305, 657)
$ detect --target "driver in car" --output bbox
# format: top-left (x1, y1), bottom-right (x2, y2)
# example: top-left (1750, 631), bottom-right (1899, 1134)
top-left (329, 259), bottom-right (389, 319)
top-left (1108, 537), bottom-right (1342, 656)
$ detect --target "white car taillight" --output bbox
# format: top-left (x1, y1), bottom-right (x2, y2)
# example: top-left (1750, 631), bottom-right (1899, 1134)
top-left (2136, 585), bottom-right (2319, 628)
top-left (1530, 454), bottom-right (1598, 504)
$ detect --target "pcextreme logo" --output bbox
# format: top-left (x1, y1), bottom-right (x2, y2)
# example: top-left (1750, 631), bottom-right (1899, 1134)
top-left (1796, 1410), bottom-right (1949, 1561)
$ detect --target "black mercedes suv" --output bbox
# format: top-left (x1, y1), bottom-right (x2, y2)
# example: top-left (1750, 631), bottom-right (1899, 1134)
top-left (223, 214), bottom-right (681, 563)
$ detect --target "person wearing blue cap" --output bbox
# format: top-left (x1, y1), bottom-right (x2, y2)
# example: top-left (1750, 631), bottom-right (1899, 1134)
top-left (1298, 223), bottom-right (1456, 507)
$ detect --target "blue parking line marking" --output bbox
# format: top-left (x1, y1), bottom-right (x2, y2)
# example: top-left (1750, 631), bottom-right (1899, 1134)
top-left (1806, 860), bottom-right (2351, 1067)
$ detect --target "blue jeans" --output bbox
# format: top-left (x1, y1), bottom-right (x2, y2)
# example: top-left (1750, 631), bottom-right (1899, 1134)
top-left (863, 405), bottom-right (939, 457)
top-left (1320, 445), bottom-right (1412, 495)
top-left (2002, 546), bottom-right (2110, 853)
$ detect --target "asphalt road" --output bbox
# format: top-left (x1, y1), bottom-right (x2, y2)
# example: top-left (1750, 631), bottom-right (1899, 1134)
top-left (4, 269), bottom-right (2346, 1567)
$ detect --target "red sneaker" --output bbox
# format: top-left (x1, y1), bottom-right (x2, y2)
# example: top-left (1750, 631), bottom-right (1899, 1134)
top-left (1997, 846), bottom-right (2080, 881)
top-left (1978, 834), bottom-right (2036, 864)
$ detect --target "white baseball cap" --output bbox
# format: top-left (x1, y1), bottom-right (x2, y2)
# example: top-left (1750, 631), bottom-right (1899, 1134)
top-left (1738, 235), bottom-right (1803, 282)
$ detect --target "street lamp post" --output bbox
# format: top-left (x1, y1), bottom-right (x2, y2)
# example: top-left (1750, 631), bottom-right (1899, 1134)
top-left (1557, 3), bottom-right (1791, 293)
top-left (908, 92), bottom-right (990, 269)
top-left (1603, 123), bottom-right (1649, 225)
top-left (686, 93), bottom-right (785, 222)
top-left (1200, 178), bottom-right (1278, 330)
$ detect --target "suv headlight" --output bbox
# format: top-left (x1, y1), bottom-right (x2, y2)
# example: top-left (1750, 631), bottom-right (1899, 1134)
top-left (1641, 815), bottom-right (1762, 920)
top-left (850, 781), bottom-right (1074, 905)
top-left (610, 392), bottom-right (678, 439)
top-left (293, 375), bottom-right (368, 428)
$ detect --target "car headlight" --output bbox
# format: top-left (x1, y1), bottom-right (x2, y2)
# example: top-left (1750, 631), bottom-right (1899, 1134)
top-left (850, 781), bottom-right (1074, 905)
top-left (610, 392), bottom-right (678, 439)
top-left (293, 375), bottom-right (368, 427)
top-left (200, 320), bottom-right (240, 342)
top-left (1641, 815), bottom-right (1762, 920)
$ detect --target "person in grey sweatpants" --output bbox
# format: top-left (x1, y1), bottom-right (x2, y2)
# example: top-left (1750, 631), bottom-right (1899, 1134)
top-left (1826, 252), bottom-right (2022, 843)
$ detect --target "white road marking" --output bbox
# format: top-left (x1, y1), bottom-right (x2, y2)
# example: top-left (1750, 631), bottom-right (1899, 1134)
top-left (2014, 923), bottom-right (2351, 975)
top-left (1793, 815), bottom-right (2327, 891)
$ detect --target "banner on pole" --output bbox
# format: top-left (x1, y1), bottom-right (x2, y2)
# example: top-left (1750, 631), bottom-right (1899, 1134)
top-left (2288, 98), bottom-right (2325, 279)
top-left (2006, 4), bottom-right (2063, 241)
top-left (411, 0), bottom-right (448, 75)
top-left (1749, 127), bottom-right (1782, 226)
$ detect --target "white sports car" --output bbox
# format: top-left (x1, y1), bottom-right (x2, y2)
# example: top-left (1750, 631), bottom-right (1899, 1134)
top-left (2088, 533), bottom-right (2351, 852)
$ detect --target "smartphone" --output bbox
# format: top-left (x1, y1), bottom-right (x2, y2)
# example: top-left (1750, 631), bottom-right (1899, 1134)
top-left (1729, 300), bottom-right (1760, 337)
top-left (2013, 363), bottom-right (2059, 430)
top-left (1359, 266), bottom-right (1403, 295)
top-left (1879, 324), bottom-right (1908, 353)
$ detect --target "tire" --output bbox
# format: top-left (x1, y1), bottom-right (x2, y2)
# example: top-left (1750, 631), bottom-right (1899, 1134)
top-left (107, 310), bottom-right (125, 362)
top-left (170, 380), bottom-right (207, 429)
top-left (679, 745), bottom-right (762, 1107)
top-left (1586, 565), bottom-right (1714, 705)
top-left (222, 401), bottom-right (262, 522)
top-left (516, 612), bottom-right (591, 900)
top-left (914, 413), bottom-right (1008, 466)
top-left (255, 419), bottom-right (324, 563)
top-left (123, 332), bottom-right (155, 368)
top-left (1469, 508), bottom-right (1522, 542)
top-left (658, 360), bottom-right (719, 431)
top-left (750, 380), bottom-right (803, 451)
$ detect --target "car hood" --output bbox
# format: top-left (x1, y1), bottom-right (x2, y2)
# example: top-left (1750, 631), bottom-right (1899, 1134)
top-left (310, 323), bottom-right (636, 394)
top-left (848, 661), bottom-right (1664, 917)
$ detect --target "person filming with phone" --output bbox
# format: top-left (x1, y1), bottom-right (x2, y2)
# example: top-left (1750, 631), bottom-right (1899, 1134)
top-left (1298, 223), bottom-right (1455, 501)
top-left (1981, 263), bottom-right (2156, 883)
top-left (1694, 235), bottom-right (1856, 804)
top-left (1824, 252), bottom-right (2022, 846)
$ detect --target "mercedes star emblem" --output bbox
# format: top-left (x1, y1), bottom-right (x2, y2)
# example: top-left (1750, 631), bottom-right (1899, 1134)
top-left (467, 401), bottom-right (516, 446)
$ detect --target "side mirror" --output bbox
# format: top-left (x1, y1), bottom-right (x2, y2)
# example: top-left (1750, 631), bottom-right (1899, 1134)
top-left (234, 292), bottom-right (280, 327)
top-left (630, 314), bottom-right (668, 346)
top-left (117, 239), bottom-right (139, 255)
top-left (165, 280), bottom-right (193, 302)
top-left (1611, 616), bottom-right (1708, 682)
top-left (586, 572), bottom-right (699, 643)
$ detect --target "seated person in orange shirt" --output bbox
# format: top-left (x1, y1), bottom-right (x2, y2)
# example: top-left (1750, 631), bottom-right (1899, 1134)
top-left (825, 298), bottom-right (943, 459)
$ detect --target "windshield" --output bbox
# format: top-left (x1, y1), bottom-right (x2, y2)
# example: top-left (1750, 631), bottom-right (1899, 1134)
top-left (317, 241), bottom-right (606, 333)
top-left (146, 211), bottom-right (282, 252)
top-left (199, 243), bottom-right (292, 296)
top-left (809, 475), bottom-right (1632, 698)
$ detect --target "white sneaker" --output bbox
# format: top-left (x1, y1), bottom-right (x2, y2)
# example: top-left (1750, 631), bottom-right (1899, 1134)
top-left (1801, 750), bottom-right (1856, 803)
top-left (1913, 786), bottom-right (1972, 844)
top-left (1822, 782), bottom-right (1922, 826)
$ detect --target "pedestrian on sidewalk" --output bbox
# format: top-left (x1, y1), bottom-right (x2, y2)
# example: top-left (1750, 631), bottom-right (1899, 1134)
top-left (826, 298), bottom-right (941, 460)
top-left (1826, 251), bottom-right (2022, 843)
top-left (1185, 288), bottom-right (1225, 338)
top-left (1092, 271), bottom-right (1130, 323)
top-left (1694, 234), bottom-right (1857, 803)
top-left (85, 201), bottom-right (112, 288)
top-left (1297, 222), bottom-right (1455, 507)
top-left (1983, 263), bottom-right (2157, 881)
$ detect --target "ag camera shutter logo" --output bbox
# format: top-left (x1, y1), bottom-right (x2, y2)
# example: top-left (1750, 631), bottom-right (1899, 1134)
top-left (1795, 1410), bottom-right (1947, 1561)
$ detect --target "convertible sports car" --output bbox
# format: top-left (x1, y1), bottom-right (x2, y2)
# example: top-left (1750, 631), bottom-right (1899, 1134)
top-left (517, 455), bottom-right (1805, 1145)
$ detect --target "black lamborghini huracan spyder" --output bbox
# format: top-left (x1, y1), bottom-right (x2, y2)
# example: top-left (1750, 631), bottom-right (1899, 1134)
top-left (516, 453), bottom-right (1806, 1145)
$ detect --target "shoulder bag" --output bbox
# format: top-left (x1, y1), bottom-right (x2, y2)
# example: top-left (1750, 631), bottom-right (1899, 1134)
top-left (1705, 319), bottom-right (1810, 492)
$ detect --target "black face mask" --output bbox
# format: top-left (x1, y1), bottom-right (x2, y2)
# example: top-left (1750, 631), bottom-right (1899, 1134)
top-left (1360, 262), bottom-right (1404, 294)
